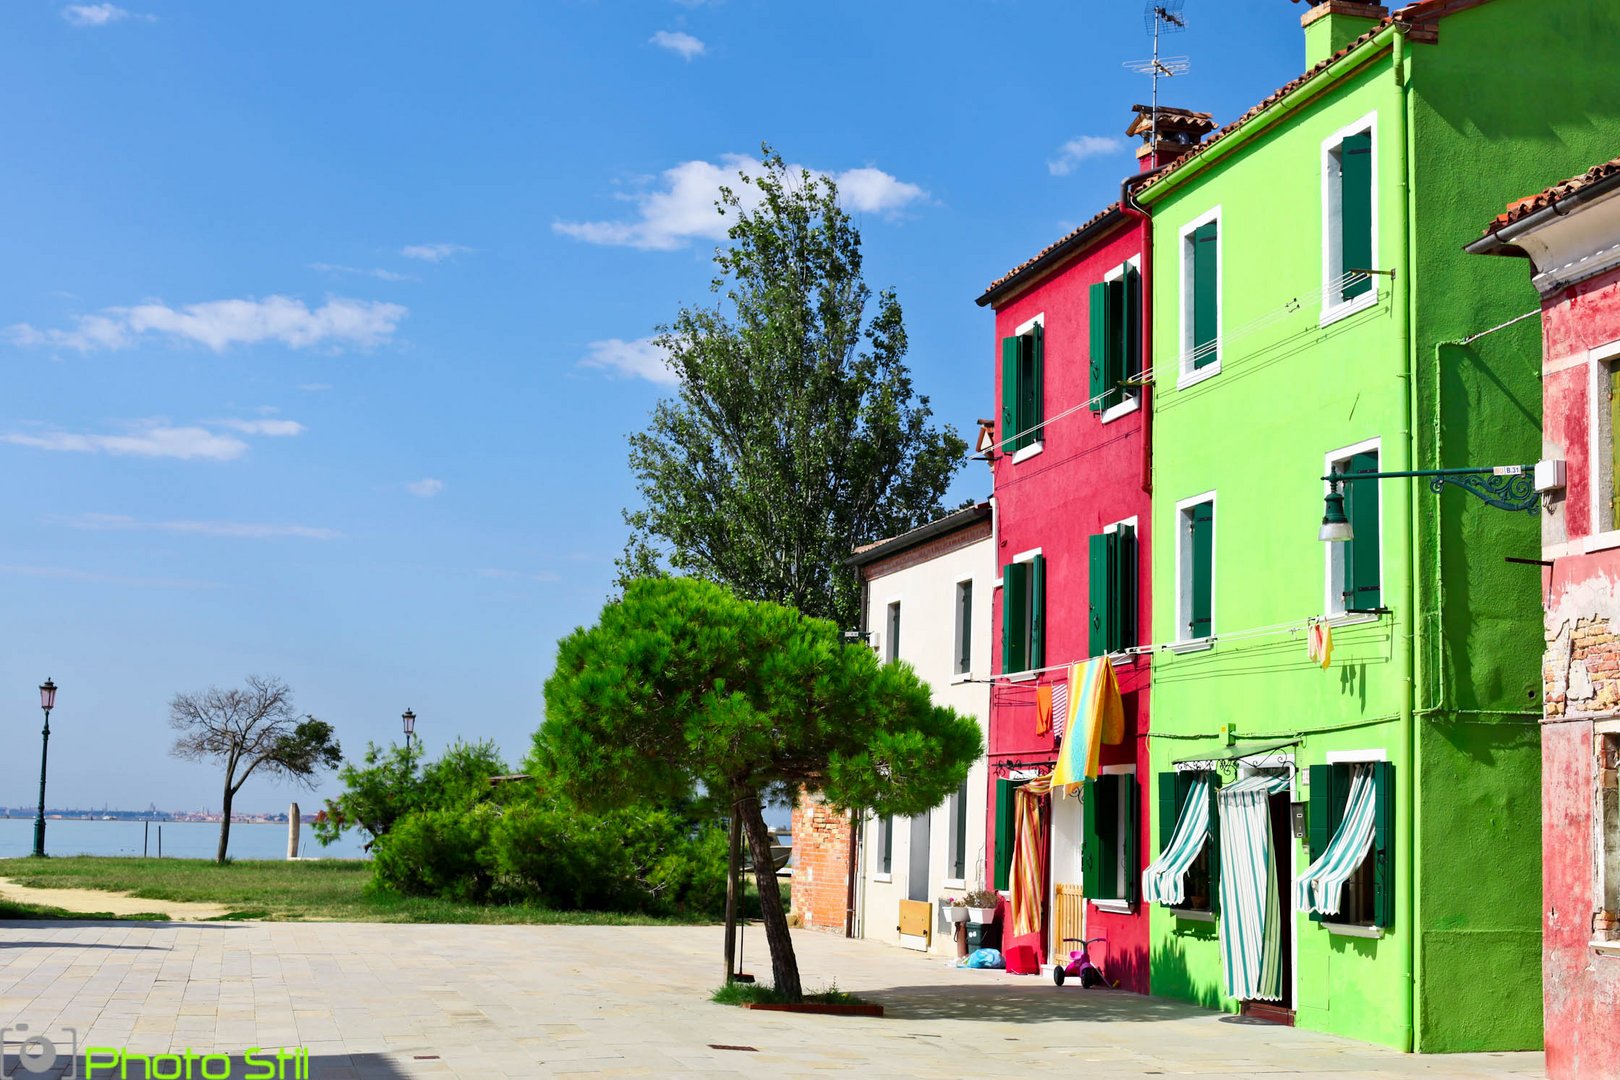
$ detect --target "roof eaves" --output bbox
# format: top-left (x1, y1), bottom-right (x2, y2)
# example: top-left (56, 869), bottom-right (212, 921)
top-left (847, 503), bottom-right (992, 568)
top-left (975, 204), bottom-right (1129, 308)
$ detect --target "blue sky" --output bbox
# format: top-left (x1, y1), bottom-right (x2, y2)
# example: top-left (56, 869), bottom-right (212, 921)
top-left (0, 0), bottom-right (1305, 814)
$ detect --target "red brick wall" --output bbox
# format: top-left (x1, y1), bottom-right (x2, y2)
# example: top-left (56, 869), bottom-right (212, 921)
top-left (789, 794), bottom-right (852, 934)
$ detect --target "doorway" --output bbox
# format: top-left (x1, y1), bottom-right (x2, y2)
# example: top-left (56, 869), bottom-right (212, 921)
top-left (1241, 791), bottom-right (1297, 1024)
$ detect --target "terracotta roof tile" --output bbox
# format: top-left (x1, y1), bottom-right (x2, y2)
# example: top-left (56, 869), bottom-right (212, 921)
top-left (1484, 156), bottom-right (1620, 232)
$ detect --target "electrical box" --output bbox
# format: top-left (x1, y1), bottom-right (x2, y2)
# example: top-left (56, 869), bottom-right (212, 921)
top-left (1291, 802), bottom-right (1308, 840)
top-left (1535, 459), bottom-right (1567, 493)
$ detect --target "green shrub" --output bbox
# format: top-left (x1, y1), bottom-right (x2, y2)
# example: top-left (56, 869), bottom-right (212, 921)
top-left (372, 805), bottom-right (499, 903)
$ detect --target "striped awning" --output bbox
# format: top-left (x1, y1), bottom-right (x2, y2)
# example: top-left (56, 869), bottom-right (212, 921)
top-left (1141, 774), bottom-right (1211, 906)
top-left (1296, 764), bottom-right (1375, 917)
top-left (1217, 771), bottom-right (1291, 1002)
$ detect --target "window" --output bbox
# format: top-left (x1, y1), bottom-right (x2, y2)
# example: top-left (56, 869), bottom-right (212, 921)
top-left (878, 814), bottom-right (894, 877)
top-left (1607, 361), bottom-right (1620, 532)
top-left (1176, 497), bottom-right (1214, 642)
top-left (886, 601), bottom-right (901, 663)
top-left (1324, 119), bottom-right (1376, 318)
top-left (1001, 553), bottom-right (1046, 673)
top-left (1306, 760), bottom-right (1395, 928)
top-left (1181, 211), bottom-right (1220, 379)
top-left (994, 777), bottom-right (1019, 890)
top-left (1081, 772), bottom-right (1139, 906)
top-left (1327, 446), bottom-right (1382, 614)
top-left (1597, 732), bottom-right (1620, 942)
top-left (1090, 260), bottom-right (1143, 416)
top-left (1000, 320), bottom-right (1044, 455)
top-left (954, 580), bottom-right (973, 675)
top-left (1154, 770), bottom-right (1218, 914)
top-left (948, 779), bottom-right (969, 881)
top-left (1089, 521), bottom-right (1138, 657)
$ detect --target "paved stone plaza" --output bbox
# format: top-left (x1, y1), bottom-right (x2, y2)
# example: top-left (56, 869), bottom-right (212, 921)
top-left (0, 920), bottom-right (1544, 1078)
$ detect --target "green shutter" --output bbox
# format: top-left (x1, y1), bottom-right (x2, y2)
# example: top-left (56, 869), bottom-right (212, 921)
top-left (1307, 765), bottom-right (1332, 924)
top-left (1089, 282), bottom-right (1108, 412)
top-left (1340, 131), bottom-right (1373, 302)
top-left (1080, 777), bottom-right (1100, 898)
top-left (1029, 555), bottom-right (1046, 671)
top-left (1122, 262), bottom-right (1142, 382)
top-left (1191, 221), bottom-right (1219, 368)
top-left (1189, 503), bottom-right (1213, 639)
top-left (1345, 451), bottom-right (1381, 611)
top-left (1088, 532), bottom-right (1109, 659)
top-left (1019, 332), bottom-right (1039, 447)
top-left (881, 815), bottom-right (893, 875)
top-left (1029, 323), bottom-right (1045, 439)
top-left (953, 778), bottom-right (968, 879)
top-left (1122, 774), bottom-right (1139, 905)
top-left (1001, 336), bottom-right (1020, 451)
top-left (1115, 523), bottom-right (1138, 650)
top-left (1372, 761), bottom-right (1396, 928)
top-left (1205, 775), bottom-right (1221, 915)
top-left (994, 778), bottom-right (1015, 890)
top-left (1158, 771), bottom-right (1181, 854)
top-left (1003, 563), bottom-right (1028, 673)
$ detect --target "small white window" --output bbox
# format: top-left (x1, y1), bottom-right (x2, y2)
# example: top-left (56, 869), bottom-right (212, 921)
top-left (1179, 208), bottom-right (1221, 386)
top-left (953, 579), bottom-right (973, 675)
top-left (1175, 494), bottom-right (1215, 643)
top-left (1321, 114), bottom-right (1379, 324)
top-left (886, 601), bottom-right (901, 663)
top-left (1324, 440), bottom-right (1383, 616)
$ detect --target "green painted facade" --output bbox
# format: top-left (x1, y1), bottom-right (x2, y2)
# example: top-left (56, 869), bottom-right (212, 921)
top-left (1138, 0), bottom-right (1620, 1053)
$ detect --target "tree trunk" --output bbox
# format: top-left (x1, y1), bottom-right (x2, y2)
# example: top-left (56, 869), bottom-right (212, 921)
top-left (739, 795), bottom-right (800, 1001)
top-left (217, 782), bottom-right (234, 865)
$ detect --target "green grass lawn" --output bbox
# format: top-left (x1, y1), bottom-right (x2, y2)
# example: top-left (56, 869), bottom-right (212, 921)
top-left (0, 856), bottom-right (786, 925)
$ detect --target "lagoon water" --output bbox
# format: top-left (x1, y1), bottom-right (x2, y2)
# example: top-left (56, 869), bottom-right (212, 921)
top-left (0, 818), bottom-right (369, 861)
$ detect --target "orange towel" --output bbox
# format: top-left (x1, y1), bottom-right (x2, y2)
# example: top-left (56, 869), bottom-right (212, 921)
top-left (1034, 684), bottom-right (1053, 736)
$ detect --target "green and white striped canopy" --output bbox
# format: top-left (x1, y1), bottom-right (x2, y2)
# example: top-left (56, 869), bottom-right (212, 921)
top-left (1217, 771), bottom-right (1291, 1002)
top-left (1142, 773), bottom-right (1210, 907)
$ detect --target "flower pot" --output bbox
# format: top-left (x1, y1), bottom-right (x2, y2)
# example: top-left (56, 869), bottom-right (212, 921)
top-left (969, 907), bottom-right (997, 924)
top-left (943, 905), bottom-right (969, 924)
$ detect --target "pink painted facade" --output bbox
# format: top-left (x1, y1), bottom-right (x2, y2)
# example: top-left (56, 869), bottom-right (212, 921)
top-left (1474, 162), bottom-right (1620, 1078)
top-left (979, 207), bottom-right (1153, 991)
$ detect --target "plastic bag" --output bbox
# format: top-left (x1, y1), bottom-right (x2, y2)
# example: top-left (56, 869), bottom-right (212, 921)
top-left (957, 948), bottom-right (1004, 969)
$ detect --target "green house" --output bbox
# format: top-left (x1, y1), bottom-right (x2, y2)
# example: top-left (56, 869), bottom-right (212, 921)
top-left (1136, 0), bottom-right (1620, 1053)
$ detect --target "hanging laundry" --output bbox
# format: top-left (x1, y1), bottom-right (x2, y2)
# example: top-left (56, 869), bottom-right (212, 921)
top-left (1034, 684), bottom-right (1053, 736)
top-left (1307, 620), bottom-right (1334, 668)
top-left (1051, 680), bottom-right (1069, 740)
top-left (1049, 658), bottom-right (1124, 790)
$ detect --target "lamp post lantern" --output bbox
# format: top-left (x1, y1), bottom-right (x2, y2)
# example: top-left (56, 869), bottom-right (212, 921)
top-left (401, 708), bottom-right (416, 756)
top-left (33, 679), bottom-right (57, 858)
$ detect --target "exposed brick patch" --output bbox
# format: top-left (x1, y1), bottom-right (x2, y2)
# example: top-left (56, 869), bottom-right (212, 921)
top-left (789, 794), bottom-right (853, 934)
top-left (1547, 612), bottom-right (1620, 719)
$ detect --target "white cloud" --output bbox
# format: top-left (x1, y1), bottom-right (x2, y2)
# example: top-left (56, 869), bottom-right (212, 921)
top-left (406, 478), bottom-right (445, 498)
top-left (210, 418), bottom-right (306, 437)
top-left (62, 4), bottom-right (151, 26)
top-left (0, 564), bottom-right (219, 590)
top-left (1048, 135), bottom-right (1125, 177)
top-left (309, 262), bottom-right (415, 283)
top-left (53, 513), bottom-right (342, 540)
top-left (10, 295), bottom-right (406, 353)
top-left (578, 337), bottom-right (678, 385)
top-left (651, 30), bottom-right (706, 60)
top-left (3, 423), bottom-right (248, 461)
top-left (477, 568), bottom-right (562, 584)
top-left (554, 154), bottom-right (929, 251)
top-left (400, 243), bottom-right (471, 263)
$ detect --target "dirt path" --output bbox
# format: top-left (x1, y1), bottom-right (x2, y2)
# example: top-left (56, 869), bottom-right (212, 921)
top-left (0, 876), bottom-right (234, 920)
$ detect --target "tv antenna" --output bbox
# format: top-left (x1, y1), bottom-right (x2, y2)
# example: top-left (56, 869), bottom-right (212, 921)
top-left (1124, 1), bottom-right (1190, 153)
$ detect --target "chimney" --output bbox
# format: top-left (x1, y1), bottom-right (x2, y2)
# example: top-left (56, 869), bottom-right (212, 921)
top-left (1127, 105), bottom-right (1219, 172)
top-left (1298, 2), bottom-right (1389, 68)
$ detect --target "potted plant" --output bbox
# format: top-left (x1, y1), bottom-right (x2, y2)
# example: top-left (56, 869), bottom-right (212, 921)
top-left (939, 896), bottom-right (970, 923)
top-left (964, 888), bottom-right (999, 924)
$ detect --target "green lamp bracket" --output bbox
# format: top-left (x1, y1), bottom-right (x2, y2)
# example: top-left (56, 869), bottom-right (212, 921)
top-left (1325, 465), bottom-right (1539, 515)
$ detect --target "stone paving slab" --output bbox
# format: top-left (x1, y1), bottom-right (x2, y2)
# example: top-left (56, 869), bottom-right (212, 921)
top-left (0, 920), bottom-right (1544, 1079)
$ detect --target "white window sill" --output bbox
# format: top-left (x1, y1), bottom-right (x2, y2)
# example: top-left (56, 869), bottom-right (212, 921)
top-left (1170, 908), bottom-right (1216, 923)
top-left (1322, 921), bottom-right (1384, 939)
top-left (1321, 611), bottom-right (1383, 630)
top-left (1591, 939), bottom-right (1620, 957)
top-left (1585, 530), bottom-right (1620, 555)
top-left (1319, 289), bottom-right (1380, 328)
top-left (1100, 396), bottom-right (1141, 425)
top-left (873, 873), bottom-right (892, 884)
top-left (1167, 637), bottom-right (1216, 655)
top-left (1091, 900), bottom-right (1133, 915)
top-left (1108, 650), bottom-right (1138, 667)
top-left (1176, 361), bottom-right (1221, 391)
top-left (950, 672), bottom-right (973, 685)
top-left (1005, 670), bottom-right (1038, 683)
top-left (1010, 441), bottom-right (1045, 465)
top-left (943, 878), bottom-right (966, 890)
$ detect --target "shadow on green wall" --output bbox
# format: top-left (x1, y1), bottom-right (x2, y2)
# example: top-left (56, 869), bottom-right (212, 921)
top-left (1150, 924), bottom-right (1227, 1011)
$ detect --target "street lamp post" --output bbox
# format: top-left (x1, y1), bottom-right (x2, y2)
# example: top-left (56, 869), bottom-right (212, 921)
top-left (401, 708), bottom-right (417, 764)
top-left (33, 679), bottom-right (57, 858)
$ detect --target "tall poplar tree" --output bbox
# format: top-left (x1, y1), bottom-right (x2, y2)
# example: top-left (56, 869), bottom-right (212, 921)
top-left (618, 146), bottom-right (967, 628)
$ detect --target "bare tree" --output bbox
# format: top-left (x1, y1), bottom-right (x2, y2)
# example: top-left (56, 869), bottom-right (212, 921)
top-left (169, 676), bottom-right (342, 863)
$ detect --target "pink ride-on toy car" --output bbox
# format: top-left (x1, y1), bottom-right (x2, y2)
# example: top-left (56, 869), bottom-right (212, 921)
top-left (1052, 936), bottom-right (1117, 988)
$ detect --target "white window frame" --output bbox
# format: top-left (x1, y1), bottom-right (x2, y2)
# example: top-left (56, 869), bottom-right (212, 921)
top-left (1006, 548), bottom-right (1042, 681)
top-left (1587, 339), bottom-right (1620, 545)
top-left (1099, 515), bottom-right (1141, 659)
top-left (944, 780), bottom-right (968, 889)
top-left (1091, 763), bottom-right (1138, 913)
top-left (1173, 492), bottom-right (1216, 649)
top-left (1323, 438), bottom-right (1384, 619)
top-left (1010, 313), bottom-right (1046, 463)
top-left (1320, 112), bottom-right (1381, 327)
top-left (951, 576), bottom-right (975, 683)
top-left (1593, 722), bottom-right (1620, 954)
top-left (1101, 256), bottom-right (1144, 424)
top-left (871, 812), bottom-right (893, 883)
top-left (1314, 748), bottom-right (1387, 938)
top-left (1178, 206), bottom-right (1222, 389)
top-left (883, 596), bottom-right (902, 664)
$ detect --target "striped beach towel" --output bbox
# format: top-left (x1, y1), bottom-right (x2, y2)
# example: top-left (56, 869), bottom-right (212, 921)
top-left (1049, 658), bottom-right (1124, 791)
top-left (1009, 785), bottom-right (1047, 939)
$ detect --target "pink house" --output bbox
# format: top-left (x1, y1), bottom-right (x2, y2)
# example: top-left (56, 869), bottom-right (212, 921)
top-left (1472, 157), bottom-right (1620, 1078)
top-left (973, 108), bottom-right (1212, 991)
